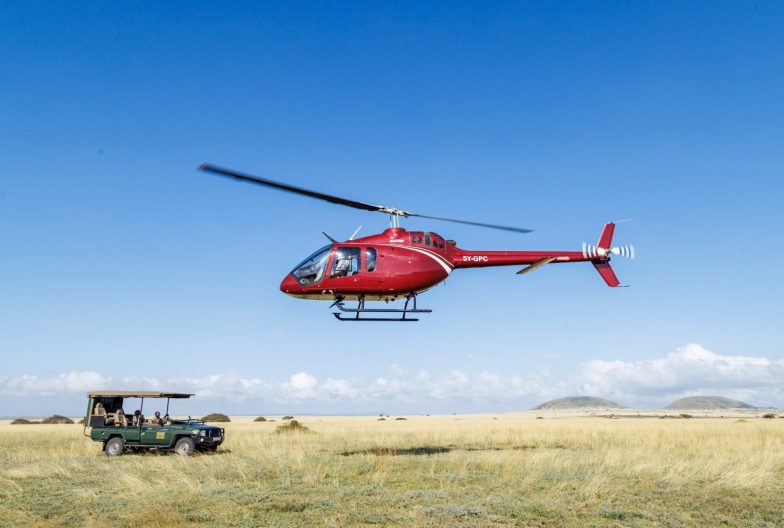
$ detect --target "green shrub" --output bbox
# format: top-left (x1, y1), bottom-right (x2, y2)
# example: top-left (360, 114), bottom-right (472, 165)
top-left (11, 418), bottom-right (36, 425)
top-left (395, 417), bottom-right (407, 421)
top-left (275, 419), bottom-right (311, 434)
top-left (762, 413), bottom-right (777, 419)
top-left (282, 415), bottom-right (294, 420)
top-left (254, 416), bottom-right (267, 422)
top-left (201, 413), bottom-right (231, 423)
top-left (40, 415), bottom-right (74, 424)
top-left (679, 414), bottom-right (693, 419)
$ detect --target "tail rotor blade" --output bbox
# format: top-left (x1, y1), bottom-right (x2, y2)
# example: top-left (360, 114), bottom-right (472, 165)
top-left (612, 245), bottom-right (636, 259)
top-left (586, 243), bottom-right (636, 260)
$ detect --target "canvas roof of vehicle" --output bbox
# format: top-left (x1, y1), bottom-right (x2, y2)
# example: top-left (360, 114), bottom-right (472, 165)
top-left (87, 391), bottom-right (194, 398)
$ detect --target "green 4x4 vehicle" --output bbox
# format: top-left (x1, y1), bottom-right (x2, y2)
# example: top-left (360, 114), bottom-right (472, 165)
top-left (84, 391), bottom-right (225, 456)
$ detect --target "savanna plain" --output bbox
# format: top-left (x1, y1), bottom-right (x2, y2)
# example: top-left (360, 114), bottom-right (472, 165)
top-left (1, 414), bottom-right (783, 527)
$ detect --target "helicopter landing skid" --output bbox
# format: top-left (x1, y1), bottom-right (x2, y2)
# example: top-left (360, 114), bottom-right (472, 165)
top-left (332, 296), bottom-right (432, 322)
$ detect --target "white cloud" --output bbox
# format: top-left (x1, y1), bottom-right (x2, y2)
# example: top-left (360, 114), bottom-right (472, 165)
top-left (286, 372), bottom-right (318, 398)
top-left (0, 371), bottom-right (111, 396)
top-left (578, 343), bottom-right (784, 406)
top-left (0, 368), bottom-right (559, 406)
top-left (2, 344), bottom-right (782, 409)
top-left (389, 363), bottom-right (406, 376)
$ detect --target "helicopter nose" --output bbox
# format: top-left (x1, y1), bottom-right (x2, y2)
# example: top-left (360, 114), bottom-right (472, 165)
top-left (279, 274), bottom-right (300, 294)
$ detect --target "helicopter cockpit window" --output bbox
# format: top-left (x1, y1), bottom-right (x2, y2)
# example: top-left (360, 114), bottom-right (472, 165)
top-left (411, 233), bottom-right (423, 244)
top-left (366, 248), bottom-right (377, 272)
top-left (291, 244), bottom-right (332, 286)
top-left (330, 247), bottom-right (361, 279)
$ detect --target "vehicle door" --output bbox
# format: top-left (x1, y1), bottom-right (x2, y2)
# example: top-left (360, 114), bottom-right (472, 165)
top-left (140, 424), bottom-right (171, 445)
top-left (123, 426), bottom-right (141, 443)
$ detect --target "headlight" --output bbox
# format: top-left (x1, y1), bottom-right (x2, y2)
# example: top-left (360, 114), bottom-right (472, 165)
top-left (200, 430), bottom-right (207, 437)
top-left (192, 429), bottom-right (200, 435)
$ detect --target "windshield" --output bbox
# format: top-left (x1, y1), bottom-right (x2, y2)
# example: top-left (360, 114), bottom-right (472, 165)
top-left (291, 244), bottom-right (332, 286)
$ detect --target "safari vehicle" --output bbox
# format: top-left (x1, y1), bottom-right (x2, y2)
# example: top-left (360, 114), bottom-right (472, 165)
top-left (84, 391), bottom-right (224, 456)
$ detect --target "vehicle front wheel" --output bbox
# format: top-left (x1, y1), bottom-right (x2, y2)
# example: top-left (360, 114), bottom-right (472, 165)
top-left (174, 437), bottom-right (195, 456)
top-left (105, 437), bottom-right (125, 457)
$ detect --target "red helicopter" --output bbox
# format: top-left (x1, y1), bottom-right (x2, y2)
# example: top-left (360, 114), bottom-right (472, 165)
top-left (200, 164), bottom-right (634, 321)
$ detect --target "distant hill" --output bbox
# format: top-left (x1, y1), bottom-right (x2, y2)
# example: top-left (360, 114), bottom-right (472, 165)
top-left (665, 396), bottom-right (756, 410)
top-left (531, 396), bottom-right (626, 410)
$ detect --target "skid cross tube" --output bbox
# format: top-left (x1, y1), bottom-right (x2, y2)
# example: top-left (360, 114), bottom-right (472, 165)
top-left (332, 295), bottom-right (432, 322)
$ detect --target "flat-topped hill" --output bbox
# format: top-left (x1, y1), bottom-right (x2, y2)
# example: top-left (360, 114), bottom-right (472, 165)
top-left (665, 396), bottom-right (756, 410)
top-left (531, 396), bottom-right (626, 410)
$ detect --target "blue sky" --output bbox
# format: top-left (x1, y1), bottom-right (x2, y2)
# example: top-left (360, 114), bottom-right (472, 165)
top-left (1, 2), bottom-right (782, 416)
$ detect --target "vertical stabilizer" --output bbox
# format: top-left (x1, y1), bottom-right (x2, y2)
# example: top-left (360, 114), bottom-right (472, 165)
top-left (597, 222), bottom-right (615, 249)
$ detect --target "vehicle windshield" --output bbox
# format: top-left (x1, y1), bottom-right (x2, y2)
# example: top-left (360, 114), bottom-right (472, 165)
top-left (291, 244), bottom-right (332, 286)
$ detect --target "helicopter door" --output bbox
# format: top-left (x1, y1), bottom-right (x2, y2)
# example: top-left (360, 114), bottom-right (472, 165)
top-left (365, 247), bottom-right (377, 273)
top-left (365, 246), bottom-right (383, 287)
top-left (329, 247), bottom-right (361, 279)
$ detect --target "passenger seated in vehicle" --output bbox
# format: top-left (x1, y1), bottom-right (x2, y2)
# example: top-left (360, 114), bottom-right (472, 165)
top-left (150, 411), bottom-right (165, 426)
top-left (132, 410), bottom-right (144, 427)
top-left (93, 402), bottom-right (110, 426)
top-left (115, 409), bottom-right (128, 427)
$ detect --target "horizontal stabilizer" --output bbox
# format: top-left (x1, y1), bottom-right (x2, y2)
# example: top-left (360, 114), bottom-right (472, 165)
top-left (517, 257), bottom-right (556, 275)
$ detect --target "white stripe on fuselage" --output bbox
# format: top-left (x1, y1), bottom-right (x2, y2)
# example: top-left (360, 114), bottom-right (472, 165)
top-left (376, 244), bottom-right (453, 274)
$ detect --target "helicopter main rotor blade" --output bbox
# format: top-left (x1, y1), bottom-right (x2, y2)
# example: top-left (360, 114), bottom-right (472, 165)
top-left (199, 163), bottom-right (533, 233)
top-left (199, 164), bottom-right (384, 213)
top-left (408, 213), bottom-right (533, 234)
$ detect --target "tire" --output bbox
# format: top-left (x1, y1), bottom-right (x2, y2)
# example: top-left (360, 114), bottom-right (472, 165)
top-left (105, 437), bottom-right (125, 457)
top-left (174, 437), bottom-right (195, 456)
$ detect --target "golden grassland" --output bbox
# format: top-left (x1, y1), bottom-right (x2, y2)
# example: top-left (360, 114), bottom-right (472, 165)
top-left (1, 414), bottom-right (783, 527)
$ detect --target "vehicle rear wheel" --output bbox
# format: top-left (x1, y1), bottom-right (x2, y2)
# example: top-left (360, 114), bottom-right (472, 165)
top-left (105, 437), bottom-right (125, 457)
top-left (174, 437), bottom-right (195, 456)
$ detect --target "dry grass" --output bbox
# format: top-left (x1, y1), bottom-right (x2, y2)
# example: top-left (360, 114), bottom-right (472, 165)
top-left (1, 414), bottom-right (783, 526)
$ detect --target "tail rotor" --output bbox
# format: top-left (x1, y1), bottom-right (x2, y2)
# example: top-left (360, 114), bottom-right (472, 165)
top-left (582, 243), bottom-right (635, 260)
top-left (611, 245), bottom-right (635, 259)
top-left (583, 222), bottom-right (635, 287)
